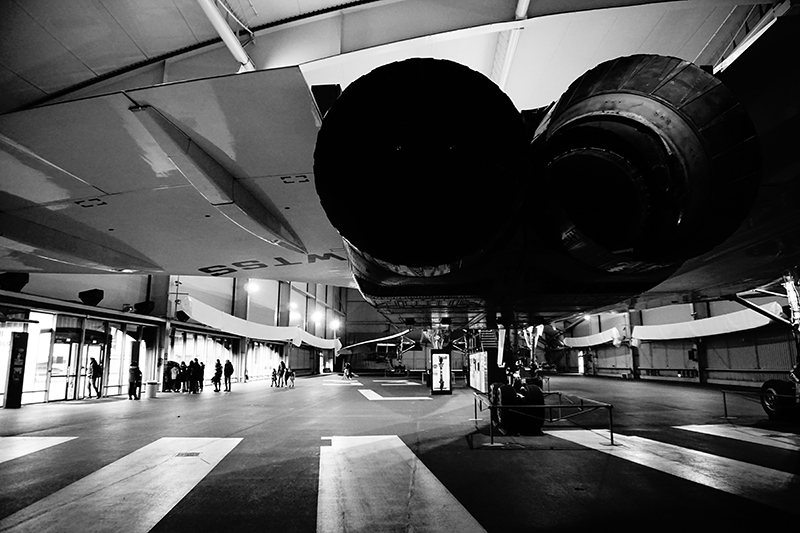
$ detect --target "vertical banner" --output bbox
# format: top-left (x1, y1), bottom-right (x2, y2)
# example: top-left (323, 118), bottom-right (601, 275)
top-left (430, 349), bottom-right (451, 395)
top-left (4, 332), bottom-right (28, 408)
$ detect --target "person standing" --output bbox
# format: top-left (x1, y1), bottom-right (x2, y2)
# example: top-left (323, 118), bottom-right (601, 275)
top-left (128, 363), bottom-right (142, 400)
top-left (223, 359), bottom-right (234, 392)
top-left (170, 363), bottom-right (180, 392)
top-left (188, 358), bottom-right (199, 393)
top-left (213, 359), bottom-right (222, 392)
top-left (87, 357), bottom-right (102, 398)
top-left (278, 360), bottom-right (287, 387)
top-left (270, 368), bottom-right (277, 387)
top-left (198, 361), bottom-right (205, 392)
top-left (179, 361), bottom-right (188, 393)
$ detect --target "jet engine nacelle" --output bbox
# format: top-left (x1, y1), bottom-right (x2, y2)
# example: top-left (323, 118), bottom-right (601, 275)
top-left (530, 54), bottom-right (760, 274)
top-left (313, 55), bottom-right (760, 319)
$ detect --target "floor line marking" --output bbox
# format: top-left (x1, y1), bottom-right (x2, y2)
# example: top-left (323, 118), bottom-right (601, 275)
top-left (0, 437), bottom-right (77, 465)
top-left (547, 429), bottom-right (799, 515)
top-left (317, 435), bottom-right (486, 532)
top-left (0, 437), bottom-right (242, 533)
top-left (358, 389), bottom-right (432, 401)
top-left (675, 424), bottom-right (800, 451)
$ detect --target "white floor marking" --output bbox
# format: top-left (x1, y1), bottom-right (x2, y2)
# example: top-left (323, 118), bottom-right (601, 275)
top-left (317, 435), bottom-right (486, 533)
top-left (0, 437), bottom-right (77, 465)
top-left (547, 429), bottom-right (799, 515)
top-left (676, 424), bottom-right (800, 451)
top-left (381, 382), bottom-right (421, 387)
top-left (323, 381), bottom-right (363, 386)
top-left (0, 437), bottom-right (242, 533)
top-left (358, 389), bottom-right (432, 401)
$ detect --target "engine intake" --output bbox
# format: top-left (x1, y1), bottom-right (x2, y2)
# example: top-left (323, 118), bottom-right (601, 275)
top-left (314, 58), bottom-right (528, 274)
top-left (531, 55), bottom-right (760, 273)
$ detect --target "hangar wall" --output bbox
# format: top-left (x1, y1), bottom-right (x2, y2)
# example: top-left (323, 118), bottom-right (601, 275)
top-left (562, 297), bottom-right (796, 387)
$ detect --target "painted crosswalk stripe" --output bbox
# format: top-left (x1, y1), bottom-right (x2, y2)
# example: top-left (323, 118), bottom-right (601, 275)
top-left (374, 380), bottom-right (420, 386)
top-left (547, 429), bottom-right (799, 515)
top-left (0, 437), bottom-right (77, 465)
top-left (358, 389), bottom-right (432, 401)
top-left (0, 437), bottom-right (242, 533)
top-left (317, 436), bottom-right (486, 533)
top-left (676, 424), bottom-right (800, 451)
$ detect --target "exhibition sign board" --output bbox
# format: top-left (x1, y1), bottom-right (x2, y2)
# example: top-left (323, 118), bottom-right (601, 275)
top-left (430, 349), bottom-right (451, 395)
top-left (4, 332), bottom-right (28, 408)
top-left (469, 351), bottom-right (488, 394)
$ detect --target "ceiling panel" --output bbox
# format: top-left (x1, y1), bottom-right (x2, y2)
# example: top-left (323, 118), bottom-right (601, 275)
top-left (0, 1), bottom-right (96, 94)
top-left (99, 0), bottom-right (203, 57)
top-left (20, 0), bottom-right (146, 76)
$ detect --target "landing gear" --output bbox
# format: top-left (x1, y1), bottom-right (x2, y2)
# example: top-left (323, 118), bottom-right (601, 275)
top-left (489, 381), bottom-right (545, 435)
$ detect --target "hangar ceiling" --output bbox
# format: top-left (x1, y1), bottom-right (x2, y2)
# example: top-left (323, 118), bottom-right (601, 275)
top-left (0, 0), bottom-right (778, 115)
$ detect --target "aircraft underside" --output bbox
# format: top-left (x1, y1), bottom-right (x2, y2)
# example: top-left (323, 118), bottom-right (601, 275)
top-left (314, 54), bottom-right (765, 328)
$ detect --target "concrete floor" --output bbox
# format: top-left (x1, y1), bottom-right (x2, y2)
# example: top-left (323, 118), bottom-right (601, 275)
top-left (1, 375), bottom-right (798, 532)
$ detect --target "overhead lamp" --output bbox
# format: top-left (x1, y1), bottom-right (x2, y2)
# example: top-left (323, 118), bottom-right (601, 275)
top-left (244, 282), bottom-right (258, 293)
top-left (311, 311), bottom-right (323, 323)
top-left (330, 319), bottom-right (341, 331)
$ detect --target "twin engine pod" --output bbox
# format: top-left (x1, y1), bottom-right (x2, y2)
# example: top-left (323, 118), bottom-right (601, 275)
top-left (313, 58), bottom-right (528, 277)
top-left (313, 55), bottom-right (760, 283)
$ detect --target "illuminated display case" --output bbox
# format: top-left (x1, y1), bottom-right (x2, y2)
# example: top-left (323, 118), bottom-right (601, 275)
top-left (430, 349), bottom-right (451, 395)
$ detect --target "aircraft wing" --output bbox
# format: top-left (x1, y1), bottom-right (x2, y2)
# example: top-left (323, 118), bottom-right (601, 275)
top-left (0, 67), bottom-right (354, 287)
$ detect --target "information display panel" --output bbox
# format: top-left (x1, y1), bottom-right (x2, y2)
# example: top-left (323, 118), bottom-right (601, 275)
top-left (469, 351), bottom-right (488, 394)
top-left (430, 349), bottom-right (451, 395)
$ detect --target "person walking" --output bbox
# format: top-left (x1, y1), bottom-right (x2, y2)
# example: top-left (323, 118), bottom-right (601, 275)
top-left (198, 361), bottom-right (205, 392)
top-left (128, 363), bottom-right (142, 400)
top-left (87, 357), bottom-right (102, 398)
top-left (270, 368), bottom-right (277, 387)
top-left (223, 359), bottom-right (234, 392)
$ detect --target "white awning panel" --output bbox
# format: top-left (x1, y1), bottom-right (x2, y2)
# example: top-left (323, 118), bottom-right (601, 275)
top-left (179, 295), bottom-right (341, 351)
top-left (563, 327), bottom-right (622, 348)
top-left (632, 302), bottom-right (784, 341)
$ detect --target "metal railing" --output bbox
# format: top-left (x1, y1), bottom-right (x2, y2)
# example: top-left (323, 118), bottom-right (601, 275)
top-left (473, 391), bottom-right (615, 446)
top-left (719, 388), bottom-right (796, 419)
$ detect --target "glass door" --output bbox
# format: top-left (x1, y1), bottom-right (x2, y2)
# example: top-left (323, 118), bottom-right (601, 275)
top-left (51, 316), bottom-right (81, 402)
top-left (80, 320), bottom-right (106, 399)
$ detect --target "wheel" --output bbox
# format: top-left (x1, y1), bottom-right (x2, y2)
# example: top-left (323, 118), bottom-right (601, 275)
top-left (760, 380), bottom-right (795, 419)
top-left (517, 384), bottom-right (545, 435)
top-left (496, 384), bottom-right (518, 432)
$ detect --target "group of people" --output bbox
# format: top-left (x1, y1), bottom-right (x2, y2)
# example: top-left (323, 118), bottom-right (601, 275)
top-left (165, 359), bottom-right (206, 393)
top-left (163, 358), bottom-right (235, 393)
top-left (270, 361), bottom-right (295, 388)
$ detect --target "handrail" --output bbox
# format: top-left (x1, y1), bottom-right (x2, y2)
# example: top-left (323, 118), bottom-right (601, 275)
top-left (473, 391), bottom-right (615, 447)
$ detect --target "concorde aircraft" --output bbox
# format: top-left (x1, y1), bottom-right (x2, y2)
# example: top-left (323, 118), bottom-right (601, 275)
top-left (0, 0), bottom-right (798, 332)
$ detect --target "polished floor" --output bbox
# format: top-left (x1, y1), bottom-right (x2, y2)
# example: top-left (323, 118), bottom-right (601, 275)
top-left (1, 374), bottom-right (798, 532)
